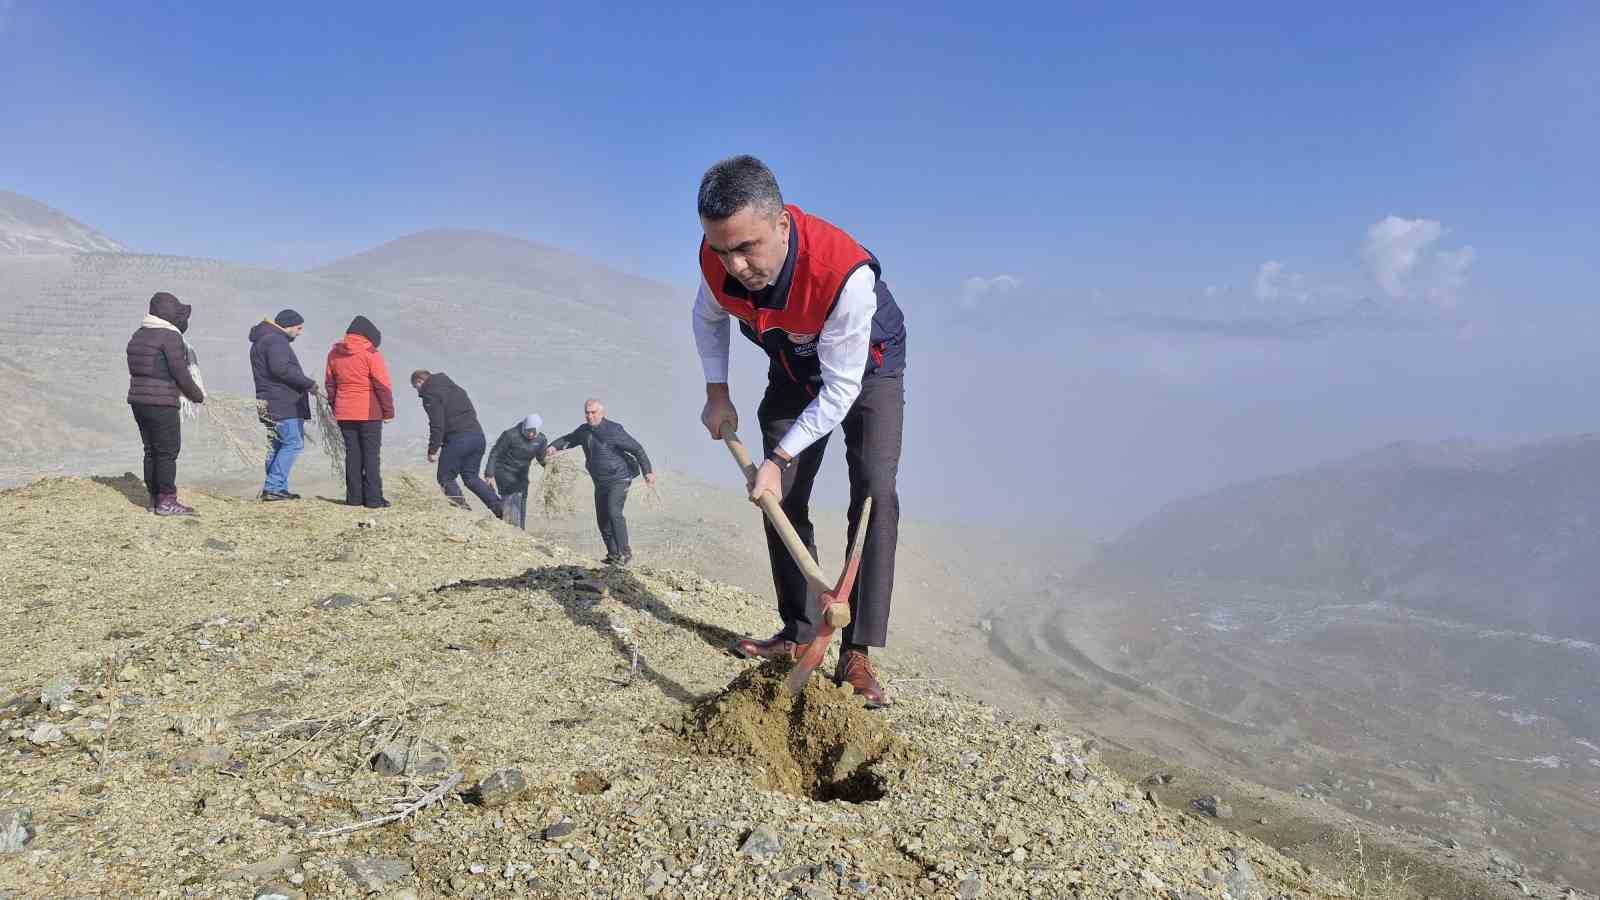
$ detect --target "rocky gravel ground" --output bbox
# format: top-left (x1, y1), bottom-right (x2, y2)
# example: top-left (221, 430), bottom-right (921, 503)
top-left (0, 476), bottom-right (1570, 898)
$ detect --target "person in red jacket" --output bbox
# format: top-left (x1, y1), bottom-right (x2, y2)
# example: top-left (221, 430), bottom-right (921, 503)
top-left (692, 156), bottom-right (908, 708)
top-left (324, 316), bottom-right (395, 508)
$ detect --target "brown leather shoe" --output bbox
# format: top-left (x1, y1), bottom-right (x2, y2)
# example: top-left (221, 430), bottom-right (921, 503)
top-left (730, 633), bottom-right (798, 661)
top-left (834, 649), bottom-right (889, 709)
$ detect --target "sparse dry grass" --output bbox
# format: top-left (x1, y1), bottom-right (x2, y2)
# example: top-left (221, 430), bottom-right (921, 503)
top-left (1331, 827), bottom-right (1418, 899)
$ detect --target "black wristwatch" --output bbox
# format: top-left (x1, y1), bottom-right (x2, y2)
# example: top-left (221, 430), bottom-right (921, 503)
top-left (765, 449), bottom-right (794, 472)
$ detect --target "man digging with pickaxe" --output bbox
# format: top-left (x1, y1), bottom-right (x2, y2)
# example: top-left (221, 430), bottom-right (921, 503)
top-left (691, 155), bottom-right (908, 708)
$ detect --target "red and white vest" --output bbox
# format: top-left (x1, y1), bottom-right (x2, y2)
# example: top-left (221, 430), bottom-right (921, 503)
top-left (699, 205), bottom-right (906, 392)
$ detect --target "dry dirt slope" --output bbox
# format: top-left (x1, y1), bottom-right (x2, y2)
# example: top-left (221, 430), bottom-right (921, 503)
top-left (0, 476), bottom-right (1355, 899)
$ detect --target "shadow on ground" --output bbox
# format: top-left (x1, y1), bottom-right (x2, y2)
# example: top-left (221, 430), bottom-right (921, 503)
top-left (434, 563), bottom-right (745, 706)
top-left (91, 473), bottom-right (149, 509)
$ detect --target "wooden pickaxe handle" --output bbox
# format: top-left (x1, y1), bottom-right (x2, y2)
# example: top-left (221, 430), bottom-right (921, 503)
top-left (722, 432), bottom-right (835, 596)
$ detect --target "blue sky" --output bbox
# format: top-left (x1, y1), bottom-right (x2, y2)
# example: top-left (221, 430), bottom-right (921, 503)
top-left (3, 1), bottom-right (1597, 526)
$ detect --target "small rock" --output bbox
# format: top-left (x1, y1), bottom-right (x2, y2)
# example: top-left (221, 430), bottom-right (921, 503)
top-left (575, 580), bottom-right (604, 595)
top-left (471, 769), bottom-right (528, 807)
top-left (27, 724), bottom-right (63, 746)
top-left (833, 741), bottom-right (870, 779)
top-left (958, 873), bottom-right (983, 899)
top-left (541, 820), bottom-right (576, 842)
top-left (313, 593), bottom-right (363, 610)
top-left (1067, 766), bottom-right (1090, 783)
top-left (368, 737), bottom-right (451, 776)
top-left (338, 856), bottom-right (413, 892)
top-left (1226, 857), bottom-right (1260, 899)
top-left (1145, 789), bottom-right (1161, 807)
top-left (1193, 795), bottom-right (1234, 819)
top-left (221, 853), bottom-right (301, 882)
top-left (1113, 799), bottom-right (1139, 815)
top-left (253, 885), bottom-right (304, 900)
top-left (448, 874), bottom-right (468, 892)
top-left (1447, 838), bottom-right (1462, 850)
top-left (0, 807), bottom-right (35, 853)
top-left (643, 867), bottom-right (668, 896)
top-left (202, 538), bottom-right (235, 551)
top-left (738, 823), bottom-right (783, 860)
top-left (174, 745), bottom-right (232, 775)
top-left (40, 673), bottom-right (79, 710)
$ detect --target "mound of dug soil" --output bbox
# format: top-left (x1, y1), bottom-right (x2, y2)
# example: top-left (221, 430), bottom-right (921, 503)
top-left (682, 662), bottom-right (906, 802)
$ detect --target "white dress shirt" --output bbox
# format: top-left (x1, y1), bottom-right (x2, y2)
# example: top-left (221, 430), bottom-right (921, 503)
top-left (692, 265), bottom-right (878, 458)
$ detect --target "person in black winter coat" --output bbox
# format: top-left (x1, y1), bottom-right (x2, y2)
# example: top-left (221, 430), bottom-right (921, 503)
top-left (411, 370), bottom-right (502, 514)
top-left (249, 309), bottom-right (317, 501)
top-left (484, 414), bottom-right (549, 529)
top-left (546, 399), bottom-right (655, 565)
top-left (126, 291), bottom-right (206, 516)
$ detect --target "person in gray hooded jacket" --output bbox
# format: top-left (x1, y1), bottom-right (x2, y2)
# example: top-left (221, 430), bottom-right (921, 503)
top-left (484, 414), bottom-right (549, 529)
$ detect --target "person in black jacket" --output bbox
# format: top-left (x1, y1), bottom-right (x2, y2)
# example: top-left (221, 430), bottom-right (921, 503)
top-left (484, 414), bottom-right (549, 529)
top-left (249, 309), bottom-right (318, 501)
top-left (126, 291), bottom-right (206, 516)
top-left (411, 370), bottom-right (502, 514)
top-left (546, 399), bottom-right (655, 565)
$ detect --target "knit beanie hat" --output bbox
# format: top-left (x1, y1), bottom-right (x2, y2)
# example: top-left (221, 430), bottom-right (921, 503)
top-left (274, 309), bottom-right (305, 328)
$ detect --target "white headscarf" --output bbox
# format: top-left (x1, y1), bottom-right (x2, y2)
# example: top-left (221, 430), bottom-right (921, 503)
top-left (141, 314), bottom-right (206, 418)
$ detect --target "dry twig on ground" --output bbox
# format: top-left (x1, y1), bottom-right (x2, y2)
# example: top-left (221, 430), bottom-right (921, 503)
top-left (310, 772), bottom-right (464, 838)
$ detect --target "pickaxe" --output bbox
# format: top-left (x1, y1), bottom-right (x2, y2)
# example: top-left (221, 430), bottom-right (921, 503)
top-left (722, 430), bottom-right (871, 696)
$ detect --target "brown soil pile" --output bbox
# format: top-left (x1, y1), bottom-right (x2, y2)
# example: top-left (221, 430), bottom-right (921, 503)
top-left (681, 662), bottom-right (905, 802)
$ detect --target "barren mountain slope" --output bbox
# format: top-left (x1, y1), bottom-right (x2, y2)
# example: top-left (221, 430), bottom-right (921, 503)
top-left (0, 220), bottom-right (702, 480)
top-left (0, 476), bottom-right (1360, 899)
top-left (0, 191), bottom-right (127, 256)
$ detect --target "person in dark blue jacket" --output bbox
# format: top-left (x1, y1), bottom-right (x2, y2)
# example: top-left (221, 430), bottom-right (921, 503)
top-left (546, 399), bottom-right (655, 565)
top-left (248, 309), bottom-right (318, 501)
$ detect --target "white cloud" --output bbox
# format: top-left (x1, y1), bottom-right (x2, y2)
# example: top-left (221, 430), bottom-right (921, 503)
top-left (1253, 260), bottom-right (1312, 303)
top-left (1362, 215), bottom-right (1476, 307)
top-left (959, 274), bottom-right (1020, 310)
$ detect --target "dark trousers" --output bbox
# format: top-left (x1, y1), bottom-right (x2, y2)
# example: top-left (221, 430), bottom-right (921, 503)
top-left (759, 372), bottom-right (904, 648)
top-left (130, 403), bottom-right (182, 499)
top-left (501, 490), bottom-right (528, 529)
top-left (593, 477), bottom-right (631, 557)
top-left (339, 421), bottom-right (385, 507)
top-left (437, 431), bottom-right (501, 512)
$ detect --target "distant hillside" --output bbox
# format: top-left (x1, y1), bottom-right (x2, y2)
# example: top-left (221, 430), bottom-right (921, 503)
top-left (0, 195), bottom-right (702, 479)
top-left (0, 190), bottom-right (127, 255)
top-left (1102, 436), bottom-right (1600, 640)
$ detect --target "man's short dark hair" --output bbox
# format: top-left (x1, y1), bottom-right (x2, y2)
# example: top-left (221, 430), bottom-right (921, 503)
top-left (698, 155), bottom-right (784, 221)
top-left (410, 369), bottom-right (431, 385)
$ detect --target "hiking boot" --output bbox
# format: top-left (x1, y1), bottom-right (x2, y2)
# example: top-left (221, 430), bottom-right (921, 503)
top-left (153, 494), bottom-right (198, 517)
top-left (834, 649), bottom-right (889, 709)
top-left (260, 490), bottom-right (296, 502)
top-left (616, 549), bottom-right (634, 567)
top-left (731, 633), bottom-right (800, 661)
top-left (364, 499), bottom-right (391, 509)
